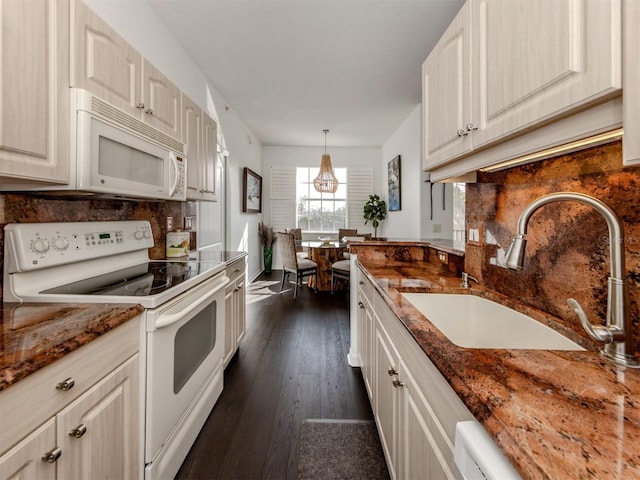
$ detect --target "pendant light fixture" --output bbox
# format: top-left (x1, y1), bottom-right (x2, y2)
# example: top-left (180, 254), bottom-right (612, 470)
top-left (313, 129), bottom-right (339, 193)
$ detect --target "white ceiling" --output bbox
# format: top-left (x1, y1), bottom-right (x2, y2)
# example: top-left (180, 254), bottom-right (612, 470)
top-left (147, 0), bottom-right (464, 148)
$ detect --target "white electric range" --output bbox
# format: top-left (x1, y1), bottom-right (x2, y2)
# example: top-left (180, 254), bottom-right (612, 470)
top-left (3, 220), bottom-right (229, 480)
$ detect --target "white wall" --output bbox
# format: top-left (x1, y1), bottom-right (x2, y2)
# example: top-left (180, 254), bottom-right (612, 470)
top-left (83, 0), bottom-right (263, 280)
top-left (380, 104), bottom-right (453, 240)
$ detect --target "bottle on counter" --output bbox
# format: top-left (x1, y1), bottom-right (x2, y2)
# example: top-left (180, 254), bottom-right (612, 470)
top-left (166, 229), bottom-right (190, 258)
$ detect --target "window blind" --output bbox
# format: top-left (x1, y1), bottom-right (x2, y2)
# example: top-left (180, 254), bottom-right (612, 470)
top-left (270, 166), bottom-right (372, 232)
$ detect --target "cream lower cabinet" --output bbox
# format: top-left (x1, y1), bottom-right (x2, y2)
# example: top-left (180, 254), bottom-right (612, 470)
top-left (357, 271), bottom-right (474, 479)
top-left (224, 258), bottom-right (247, 367)
top-left (356, 271), bottom-right (375, 400)
top-left (0, 0), bottom-right (70, 184)
top-left (0, 320), bottom-right (140, 480)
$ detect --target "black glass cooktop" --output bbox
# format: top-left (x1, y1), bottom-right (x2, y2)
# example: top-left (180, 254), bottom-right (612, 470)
top-left (42, 260), bottom-right (223, 297)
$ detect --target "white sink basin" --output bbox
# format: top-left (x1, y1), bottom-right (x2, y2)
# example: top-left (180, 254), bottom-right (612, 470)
top-left (401, 293), bottom-right (585, 350)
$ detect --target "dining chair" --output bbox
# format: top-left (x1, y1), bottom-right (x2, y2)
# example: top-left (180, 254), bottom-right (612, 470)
top-left (338, 228), bottom-right (358, 241)
top-left (277, 232), bottom-right (317, 298)
top-left (286, 228), bottom-right (308, 259)
top-left (331, 259), bottom-right (351, 293)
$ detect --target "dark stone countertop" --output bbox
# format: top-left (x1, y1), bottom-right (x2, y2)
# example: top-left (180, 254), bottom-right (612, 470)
top-left (357, 258), bottom-right (640, 480)
top-left (0, 303), bottom-right (143, 391)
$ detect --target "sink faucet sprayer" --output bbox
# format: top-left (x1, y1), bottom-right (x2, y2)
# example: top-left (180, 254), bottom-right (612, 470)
top-left (504, 192), bottom-right (640, 368)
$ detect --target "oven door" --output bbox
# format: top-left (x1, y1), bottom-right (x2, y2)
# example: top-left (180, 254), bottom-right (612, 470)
top-left (144, 272), bottom-right (228, 469)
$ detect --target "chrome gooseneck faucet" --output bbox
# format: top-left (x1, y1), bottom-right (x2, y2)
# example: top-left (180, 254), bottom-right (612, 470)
top-left (504, 192), bottom-right (640, 368)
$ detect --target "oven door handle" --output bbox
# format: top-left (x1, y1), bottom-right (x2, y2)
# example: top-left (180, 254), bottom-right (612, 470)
top-left (154, 274), bottom-right (230, 329)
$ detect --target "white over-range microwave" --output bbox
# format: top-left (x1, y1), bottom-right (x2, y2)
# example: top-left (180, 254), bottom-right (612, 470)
top-left (2, 88), bottom-right (187, 201)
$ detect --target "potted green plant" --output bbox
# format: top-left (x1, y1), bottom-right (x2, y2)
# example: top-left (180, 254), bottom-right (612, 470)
top-left (258, 222), bottom-right (276, 273)
top-left (363, 194), bottom-right (387, 239)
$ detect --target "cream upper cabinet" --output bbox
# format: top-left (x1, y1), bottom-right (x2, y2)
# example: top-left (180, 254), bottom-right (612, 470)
top-left (623, 0), bottom-right (640, 165)
top-left (71, 0), bottom-right (141, 118)
top-left (142, 60), bottom-right (182, 141)
top-left (202, 114), bottom-right (218, 201)
top-left (422, 2), bottom-right (471, 170)
top-left (423, 0), bottom-right (622, 172)
top-left (0, 0), bottom-right (70, 184)
top-left (184, 94), bottom-right (218, 201)
top-left (470, 0), bottom-right (621, 149)
top-left (184, 95), bottom-right (203, 199)
top-left (72, 1), bottom-right (182, 142)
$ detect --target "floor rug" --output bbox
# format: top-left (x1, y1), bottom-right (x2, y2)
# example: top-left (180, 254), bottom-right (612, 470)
top-left (297, 419), bottom-right (390, 480)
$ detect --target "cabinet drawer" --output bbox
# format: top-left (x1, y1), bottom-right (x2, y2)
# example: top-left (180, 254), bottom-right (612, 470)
top-left (226, 258), bottom-right (246, 284)
top-left (0, 317), bottom-right (139, 454)
top-left (357, 267), bottom-right (375, 304)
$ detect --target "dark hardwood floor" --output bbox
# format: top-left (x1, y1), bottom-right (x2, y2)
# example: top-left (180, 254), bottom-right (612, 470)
top-left (175, 271), bottom-right (373, 479)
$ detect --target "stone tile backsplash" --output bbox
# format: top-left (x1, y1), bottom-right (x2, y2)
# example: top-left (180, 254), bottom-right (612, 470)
top-left (0, 193), bottom-right (185, 297)
top-left (465, 140), bottom-right (640, 355)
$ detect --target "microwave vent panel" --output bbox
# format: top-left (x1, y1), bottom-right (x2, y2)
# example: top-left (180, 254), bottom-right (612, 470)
top-left (91, 96), bottom-right (184, 153)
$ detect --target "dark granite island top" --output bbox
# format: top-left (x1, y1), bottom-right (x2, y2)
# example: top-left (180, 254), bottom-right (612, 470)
top-left (357, 258), bottom-right (640, 480)
top-left (0, 303), bottom-right (143, 391)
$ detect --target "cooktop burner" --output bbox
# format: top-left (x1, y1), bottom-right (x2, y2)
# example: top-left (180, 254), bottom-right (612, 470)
top-left (42, 260), bottom-right (222, 297)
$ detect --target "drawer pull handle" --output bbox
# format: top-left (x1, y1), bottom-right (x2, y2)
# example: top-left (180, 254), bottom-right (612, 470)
top-left (56, 378), bottom-right (75, 391)
top-left (136, 102), bottom-right (145, 109)
top-left (69, 424), bottom-right (87, 439)
top-left (358, 301), bottom-right (365, 309)
top-left (359, 281), bottom-right (365, 285)
top-left (457, 128), bottom-right (468, 137)
top-left (235, 268), bottom-right (241, 272)
top-left (144, 107), bottom-right (154, 115)
top-left (392, 380), bottom-right (405, 388)
top-left (387, 367), bottom-right (398, 376)
top-left (42, 447), bottom-right (62, 463)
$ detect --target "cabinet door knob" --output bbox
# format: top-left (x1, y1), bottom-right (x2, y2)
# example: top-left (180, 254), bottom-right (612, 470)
top-left (42, 447), bottom-right (62, 463)
top-left (387, 367), bottom-right (398, 376)
top-left (359, 281), bottom-right (365, 285)
top-left (358, 301), bottom-right (365, 309)
top-left (466, 122), bottom-right (478, 131)
top-left (136, 102), bottom-right (145, 109)
top-left (56, 378), bottom-right (75, 391)
top-left (392, 379), bottom-right (405, 388)
top-left (457, 129), bottom-right (468, 137)
top-left (235, 268), bottom-right (241, 272)
top-left (145, 108), bottom-right (154, 115)
top-left (69, 424), bottom-right (87, 439)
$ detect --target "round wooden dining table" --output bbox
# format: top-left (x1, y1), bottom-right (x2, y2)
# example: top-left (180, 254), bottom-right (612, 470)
top-left (301, 241), bottom-right (348, 291)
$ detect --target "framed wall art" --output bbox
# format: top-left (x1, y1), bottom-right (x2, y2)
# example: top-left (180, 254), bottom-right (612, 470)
top-left (388, 155), bottom-right (401, 211)
top-left (243, 167), bottom-right (262, 213)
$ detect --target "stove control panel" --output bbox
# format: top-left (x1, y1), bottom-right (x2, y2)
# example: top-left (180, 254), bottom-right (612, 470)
top-left (4, 221), bottom-right (154, 273)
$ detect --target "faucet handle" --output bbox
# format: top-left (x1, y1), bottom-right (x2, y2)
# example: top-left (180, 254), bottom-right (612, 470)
top-left (567, 298), bottom-right (624, 344)
top-left (460, 272), bottom-right (479, 288)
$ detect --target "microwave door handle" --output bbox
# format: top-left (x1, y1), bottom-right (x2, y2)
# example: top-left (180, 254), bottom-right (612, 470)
top-left (153, 275), bottom-right (230, 329)
top-left (169, 154), bottom-right (179, 197)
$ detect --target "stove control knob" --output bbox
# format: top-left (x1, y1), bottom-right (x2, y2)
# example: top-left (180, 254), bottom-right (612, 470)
top-left (143, 229), bottom-right (152, 239)
top-left (53, 236), bottom-right (69, 251)
top-left (32, 238), bottom-right (50, 254)
top-left (134, 230), bottom-right (144, 240)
